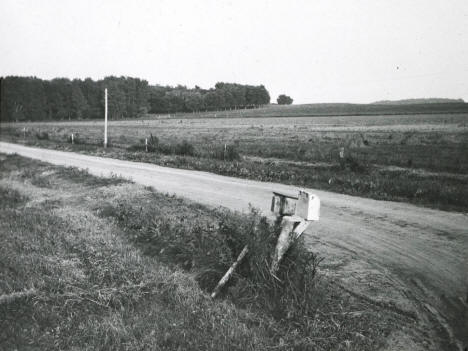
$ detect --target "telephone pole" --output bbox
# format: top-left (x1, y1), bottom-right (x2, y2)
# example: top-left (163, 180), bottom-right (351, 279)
top-left (104, 88), bottom-right (108, 148)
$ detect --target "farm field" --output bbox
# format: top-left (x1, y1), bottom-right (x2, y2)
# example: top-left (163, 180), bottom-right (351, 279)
top-left (2, 112), bottom-right (467, 211)
top-left (141, 101), bottom-right (468, 119)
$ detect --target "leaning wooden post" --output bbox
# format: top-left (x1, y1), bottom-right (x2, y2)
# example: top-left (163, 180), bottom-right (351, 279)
top-left (145, 138), bottom-right (148, 152)
top-left (71, 133), bottom-right (74, 144)
top-left (211, 245), bottom-right (249, 299)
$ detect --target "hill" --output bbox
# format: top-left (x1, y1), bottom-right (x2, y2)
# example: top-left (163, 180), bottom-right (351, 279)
top-left (171, 101), bottom-right (468, 119)
top-left (372, 98), bottom-right (465, 105)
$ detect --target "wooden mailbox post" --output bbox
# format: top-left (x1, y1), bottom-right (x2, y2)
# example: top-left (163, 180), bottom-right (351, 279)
top-left (270, 190), bottom-right (320, 275)
top-left (211, 189), bottom-right (320, 298)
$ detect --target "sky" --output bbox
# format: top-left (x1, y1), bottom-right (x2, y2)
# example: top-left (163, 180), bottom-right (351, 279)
top-left (1, 0), bottom-right (467, 104)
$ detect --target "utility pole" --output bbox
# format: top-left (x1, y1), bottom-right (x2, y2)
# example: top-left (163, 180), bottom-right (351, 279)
top-left (104, 88), bottom-right (108, 148)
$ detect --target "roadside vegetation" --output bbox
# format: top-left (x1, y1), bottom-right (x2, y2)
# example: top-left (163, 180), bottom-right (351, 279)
top-left (0, 154), bottom-right (411, 350)
top-left (1, 112), bottom-right (467, 211)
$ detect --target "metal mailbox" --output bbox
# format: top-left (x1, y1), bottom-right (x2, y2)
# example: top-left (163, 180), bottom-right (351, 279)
top-left (271, 190), bottom-right (320, 221)
top-left (295, 190), bottom-right (320, 221)
top-left (271, 191), bottom-right (297, 216)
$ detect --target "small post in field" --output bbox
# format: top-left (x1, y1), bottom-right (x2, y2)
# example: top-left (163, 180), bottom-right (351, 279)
top-left (145, 138), bottom-right (148, 152)
top-left (22, 127), bottom-right (26, 140)
top-left (71, 133), bottom-right (74, 144)
top-left (104, 88), bottom-right (108, 148)
top-left (224, 143), bottom-right (227, 160)
top-left (339, 146), bottom-right (345, 169)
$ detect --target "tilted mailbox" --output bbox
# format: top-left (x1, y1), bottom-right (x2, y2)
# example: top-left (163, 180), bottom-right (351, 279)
top-left (295, 190), bottom-right (320, 221)
top-left (271, 191), bottom-right (297, 216)
top-left (270, 190), bottom-right (320, 274)
top-left (212, 189), bottom-right (321, 298)
top-left (271, 190), bottom-right (320, 221)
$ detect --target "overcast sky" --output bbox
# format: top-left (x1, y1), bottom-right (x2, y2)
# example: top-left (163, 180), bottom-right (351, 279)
top-left (1, 0), bottom-right (467, 104)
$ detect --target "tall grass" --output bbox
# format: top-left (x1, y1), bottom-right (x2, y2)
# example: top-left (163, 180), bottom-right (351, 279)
top-left (0, 154), bottom-right (408, 350)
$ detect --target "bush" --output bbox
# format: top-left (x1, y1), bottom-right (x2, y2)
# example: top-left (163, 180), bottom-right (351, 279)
top-left (175, 140), bottom-right (196, 156)
top-left (344, 155), bottom-right (370, 174)
top-left (35, 131), bottom-right (49, 140)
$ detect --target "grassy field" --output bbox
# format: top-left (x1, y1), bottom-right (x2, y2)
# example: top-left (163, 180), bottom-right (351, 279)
top-left (0, 154), bottom-right (418, 350)
top-left (137, 101), bottom-right (468, 119)
top-left (1, 112), bottom-right (467, 211)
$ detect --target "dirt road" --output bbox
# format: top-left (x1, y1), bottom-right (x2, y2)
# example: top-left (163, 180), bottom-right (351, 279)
top-left (1, 141), bottom-right (467, 350)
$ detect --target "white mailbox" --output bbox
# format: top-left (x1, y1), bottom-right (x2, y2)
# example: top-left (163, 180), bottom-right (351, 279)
top-left (295, 190), bottom-right (320, 221)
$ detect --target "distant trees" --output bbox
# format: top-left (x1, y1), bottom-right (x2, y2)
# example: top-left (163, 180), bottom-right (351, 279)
top-left (0, 76), bottom-right (149, 121)
top-left (277, 94), bottom-right (293, 105)
top-left (148, 82), bottom-right (270, 114)
top-left (0, 76), bottom-right (271, 121)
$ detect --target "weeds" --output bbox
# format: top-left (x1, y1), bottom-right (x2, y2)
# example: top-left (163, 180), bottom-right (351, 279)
top-left (105, 199), bottom-right (324, 335)
top-left (0, 186), bottom-right (28, 209)
top-left (0, 155), bottom-right (407, 350)
top-left (211, 144), bottom-right (241, 161)
top-left (127, 136), bottom-right (196, 156)
top-left (35, 131), bottom-right (49, 140)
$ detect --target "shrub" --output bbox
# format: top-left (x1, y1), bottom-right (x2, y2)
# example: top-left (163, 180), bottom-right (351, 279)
top-left (345, 155), bottom-right (370, 174)
top-left (175, 140), bottom-right (196, 156)
top-left (35, 131), bottom-right (49, 140)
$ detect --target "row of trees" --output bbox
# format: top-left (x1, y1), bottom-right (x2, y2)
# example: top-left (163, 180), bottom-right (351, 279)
top-left (0, 76), bottom-right (271, 122)
top-left (149, 82), bottom-right (270, 114)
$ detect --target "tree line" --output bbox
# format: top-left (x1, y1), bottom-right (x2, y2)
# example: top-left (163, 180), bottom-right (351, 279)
top-left (0, 76), bottom-right (270, 122)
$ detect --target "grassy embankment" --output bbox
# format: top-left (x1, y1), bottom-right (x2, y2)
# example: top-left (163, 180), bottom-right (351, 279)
top-left (0, 154), bottom-right (414, 350)
top-left (1, 112), bottom-right (467, 211)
